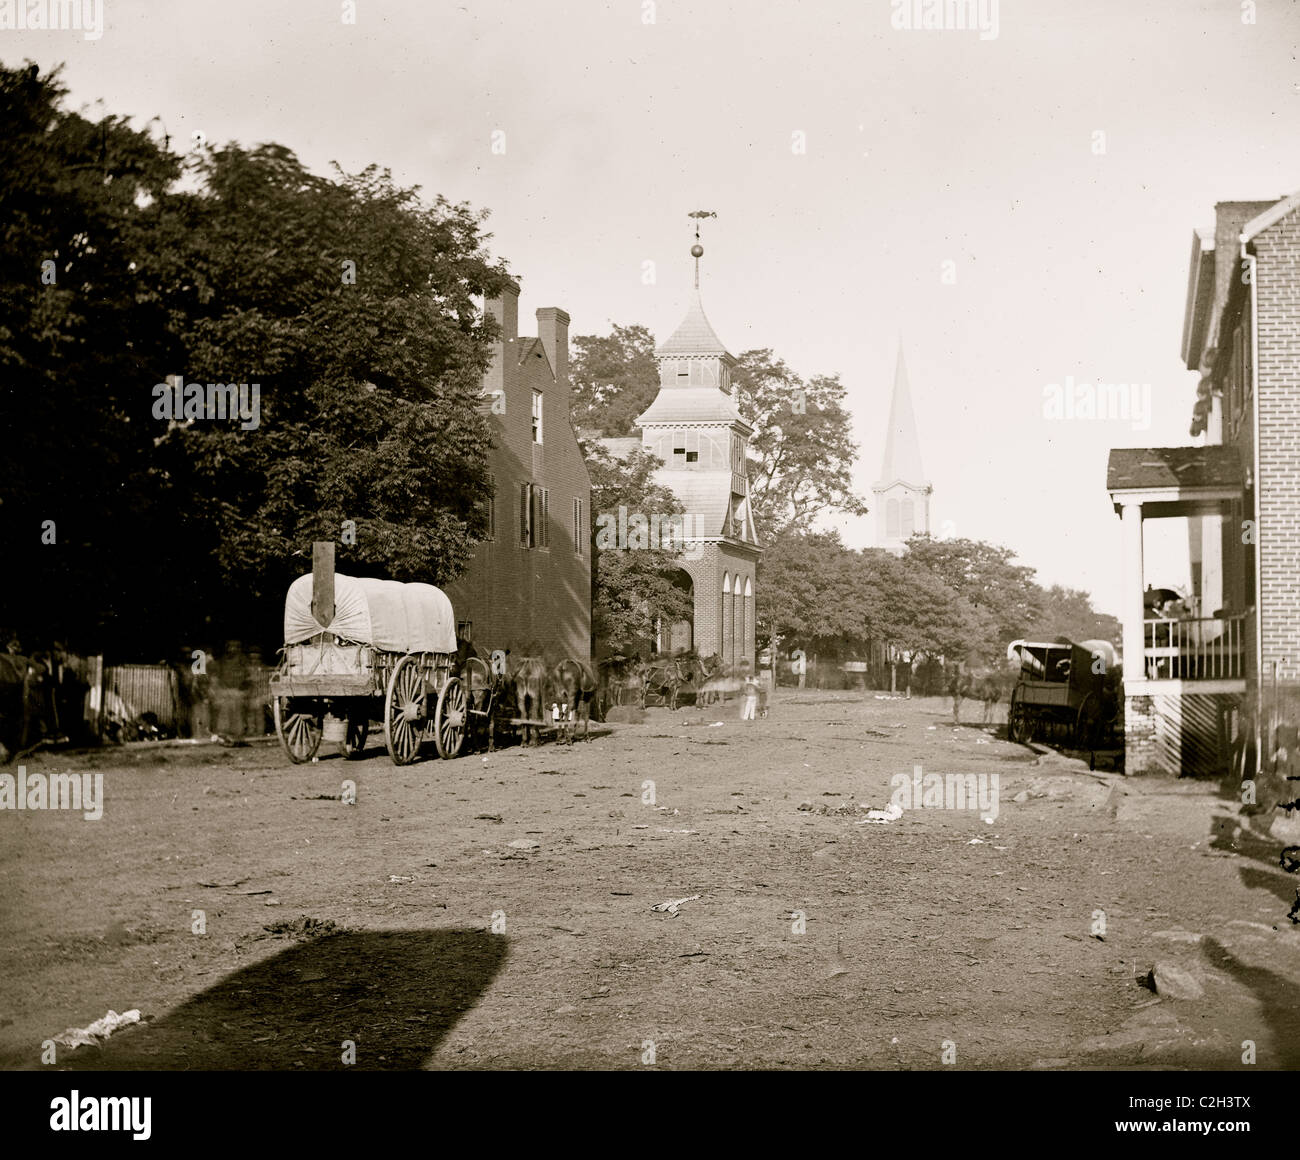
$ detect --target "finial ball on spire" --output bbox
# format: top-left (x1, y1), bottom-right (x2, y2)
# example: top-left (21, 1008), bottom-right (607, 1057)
top-left (690, 243), bottom-right (704, 258)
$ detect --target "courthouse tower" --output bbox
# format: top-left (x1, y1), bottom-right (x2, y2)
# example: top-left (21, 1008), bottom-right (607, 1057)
top-left (631, 233), bottom-right (760, 668)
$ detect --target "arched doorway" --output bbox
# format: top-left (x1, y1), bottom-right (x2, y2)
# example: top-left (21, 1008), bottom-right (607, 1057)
top-left (656, 567), bottom-right (694, 654)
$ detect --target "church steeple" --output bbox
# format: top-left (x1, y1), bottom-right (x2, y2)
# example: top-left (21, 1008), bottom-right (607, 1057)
top-left (873, 341), bottom-right (932, 554)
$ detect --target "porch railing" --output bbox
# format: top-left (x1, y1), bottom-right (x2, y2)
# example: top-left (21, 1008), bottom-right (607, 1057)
top-left (1143, 613), bottom-right (1246, 680)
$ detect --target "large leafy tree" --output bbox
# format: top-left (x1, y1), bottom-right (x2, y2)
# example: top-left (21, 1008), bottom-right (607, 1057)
top-left (730, 350), bottom-right (869, 537)
top-left (156, 145), bottom-right (512, 647)
top-left (755, 528), bottom-right (872, 652)
top-left (583, 440), bottom-right (692, 652)
top-left (0, 63), bottom-right (185, 654)
top-left (901, 535), bottom-right (1041, 656)
top-left (1025, 584), bottom-right (1121, 647)
top-left (569, 323), bottom-right (659, 437)
top-left (0, 63), bottom-right (513, 654)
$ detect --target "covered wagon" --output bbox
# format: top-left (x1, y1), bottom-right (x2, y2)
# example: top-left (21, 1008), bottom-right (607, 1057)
top-left (1005, 637), bottom-right (1118, 755)
top-left (269, 563), bottom-right (472, 765)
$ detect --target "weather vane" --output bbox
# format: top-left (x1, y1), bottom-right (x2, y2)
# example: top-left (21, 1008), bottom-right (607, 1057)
top-left (688, 210), bottom-right (716, 288)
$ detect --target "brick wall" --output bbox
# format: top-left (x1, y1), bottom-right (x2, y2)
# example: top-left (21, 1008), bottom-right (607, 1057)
top-left (443, 291), bottom-right (592, 663)
top-left (1250, 208), bottom-right (1300, 683)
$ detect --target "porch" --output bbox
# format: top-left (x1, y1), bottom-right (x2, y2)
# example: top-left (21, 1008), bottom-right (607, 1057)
top-left (1107, 446), bottom-right (1248, 775)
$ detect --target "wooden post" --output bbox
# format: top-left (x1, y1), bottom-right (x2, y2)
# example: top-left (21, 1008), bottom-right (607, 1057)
top-left (312, 541), bottom-right (336, 630)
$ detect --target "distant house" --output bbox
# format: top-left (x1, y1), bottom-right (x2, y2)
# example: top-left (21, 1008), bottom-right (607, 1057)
top-left (1106, 192), bottom-right (1300, 775)
top-left (442, 281), bottom-right (592, 662)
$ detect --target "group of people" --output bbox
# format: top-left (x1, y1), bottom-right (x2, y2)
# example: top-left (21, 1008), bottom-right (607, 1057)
top-left (3, 634), bottom-right (88, 746)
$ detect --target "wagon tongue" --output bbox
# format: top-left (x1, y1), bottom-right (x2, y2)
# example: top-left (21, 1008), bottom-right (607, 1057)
top-left (312, 541), bottom-right (336, 634)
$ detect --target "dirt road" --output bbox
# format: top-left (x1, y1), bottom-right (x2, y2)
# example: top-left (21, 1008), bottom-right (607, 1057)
top-left (2, 691), bottom-right (1298, 1070)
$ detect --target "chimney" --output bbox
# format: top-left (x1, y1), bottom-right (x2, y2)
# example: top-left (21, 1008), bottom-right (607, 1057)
top-left (482, 280), bottom-right (519, 404)
top-left (536, 306), bottom-right (570, 386)
top-left (485, 279), bottom-right (519, 342)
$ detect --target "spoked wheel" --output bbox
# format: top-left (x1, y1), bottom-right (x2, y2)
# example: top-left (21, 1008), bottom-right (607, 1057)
top-left (384, 654), bottom-right (427, 766)
top-left (1007, 689), bottom-right (1030, 745)
top-left (1075, 693), bottom-right (1103, 752)
top-left (435, 676), bottom-right (467, 759)
top-left (340, 710), bottom-right (369, 760)
top-left (274, 696), bottom-right (323, 763)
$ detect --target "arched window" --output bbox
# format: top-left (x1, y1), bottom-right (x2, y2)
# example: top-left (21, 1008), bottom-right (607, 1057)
top-left (722, 573), bottom-right (731, 662)
top-left (900, 499), bottom-right (915, 538)
top-left (886, 498), bottom-right (900, 538)
top-left (742, 576), bottom-right (753, 667)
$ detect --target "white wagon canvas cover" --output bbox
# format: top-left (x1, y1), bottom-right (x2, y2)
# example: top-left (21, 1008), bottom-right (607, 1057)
top-left (283, 574), bottom-right (457, 655)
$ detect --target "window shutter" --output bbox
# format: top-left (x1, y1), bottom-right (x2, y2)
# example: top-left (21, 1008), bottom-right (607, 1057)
top-left (520, 483), bottom-right (531, 546)
top-left (542, 488), bottom-right (550, 548)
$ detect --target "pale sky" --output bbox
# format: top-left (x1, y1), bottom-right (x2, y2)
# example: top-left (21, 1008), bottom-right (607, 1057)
top-left (10, 0), bottom-right (1300, 615)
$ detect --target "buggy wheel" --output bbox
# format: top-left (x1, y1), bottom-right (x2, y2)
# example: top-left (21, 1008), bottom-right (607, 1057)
top-left (340, 710), bottom-right (369, 760)
top-left (384, 654), bottom-right (426, 766)
top-left (274, 696), bottom-right (322, 763)
top-left (1007, 690), bottom-right (1029, 745)
top-left (1075, 693), bottom-right (1103, 752)
top-left (435, 676), bottom-right (467, 760)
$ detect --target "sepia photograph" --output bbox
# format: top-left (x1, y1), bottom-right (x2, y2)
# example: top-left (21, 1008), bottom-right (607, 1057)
top-left (1, 0), bottom-right (1297, 1138)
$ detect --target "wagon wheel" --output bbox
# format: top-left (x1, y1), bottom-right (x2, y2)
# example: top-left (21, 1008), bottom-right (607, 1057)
top-left (274, 696), bottom-right (323, 763)
top-left (435, 676), bottom-right (468, 760)
top-left (1006, 689), bottom-right (1030, 745)
top-left (340, 709), bottom-right (369, 760)
top-left (384, 654), bottom-right (427, 766)
top-left (1076, 693), bottom-right (1103, 754)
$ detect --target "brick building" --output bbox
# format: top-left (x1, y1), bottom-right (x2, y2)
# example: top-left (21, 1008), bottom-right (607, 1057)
top-left (443, 281), bottom-right (592, 662)
top-left (599, 262), bottom-right (761, 669)
top-left (1106, 191), bottom-right (1300, 774)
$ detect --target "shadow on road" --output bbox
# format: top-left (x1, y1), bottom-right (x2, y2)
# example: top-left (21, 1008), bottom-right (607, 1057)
top-left (1199, 936), bottom-right (1300, 1067)
top-left (58, 929), bottom-right (507, 1071)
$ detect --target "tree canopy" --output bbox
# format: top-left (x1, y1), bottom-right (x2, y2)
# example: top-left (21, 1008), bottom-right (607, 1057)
top-left (0, 62), bottom-right (512, 655)
top-left (757, 528), bottom-right (1118, 669)
top-left (583, 439), bottom-right (692, 652)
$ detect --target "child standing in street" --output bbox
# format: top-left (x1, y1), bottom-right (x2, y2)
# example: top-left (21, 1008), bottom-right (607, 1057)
top-left (742, 674), bottom-right (759, 722)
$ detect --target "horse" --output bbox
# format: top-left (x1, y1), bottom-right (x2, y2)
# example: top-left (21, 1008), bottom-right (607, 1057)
top-left (509, 654), bottom-right (550, 747)
top-left (699, 661), bottom-right (742, 708)
top-left (597, 654), bottom-right (644, 714)
top-left (973, 663), bottom-right (1016, 726)
top-left (640, 657), bottom-right (684, 710)
top-left (552, 659), bottom-right (597, 743)
top-left (0, 653), bottom-right (49, 762)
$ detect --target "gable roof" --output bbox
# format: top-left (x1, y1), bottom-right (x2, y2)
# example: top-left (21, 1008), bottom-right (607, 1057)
top-left (1241, 189), bottom-right (1300, 242)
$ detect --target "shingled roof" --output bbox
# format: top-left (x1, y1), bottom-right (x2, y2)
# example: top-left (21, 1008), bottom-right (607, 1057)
top-left (1106, 446), bottom-right (1242, 492)
top-left (656, 290), bottom-right (731, 358)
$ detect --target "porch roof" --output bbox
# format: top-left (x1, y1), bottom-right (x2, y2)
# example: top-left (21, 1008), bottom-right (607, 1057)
top-left (1106, 445), bottom-right (1242, 514)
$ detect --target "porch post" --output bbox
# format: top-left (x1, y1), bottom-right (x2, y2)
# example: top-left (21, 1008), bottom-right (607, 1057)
top-left (1121, 502), bottom-right (1145, 682)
